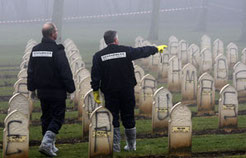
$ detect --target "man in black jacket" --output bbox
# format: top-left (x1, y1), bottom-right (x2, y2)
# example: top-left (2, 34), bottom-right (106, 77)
top-left (27, 22), bottom-right (75, 157)
top-left (91, 30), bottom-right (167, 152)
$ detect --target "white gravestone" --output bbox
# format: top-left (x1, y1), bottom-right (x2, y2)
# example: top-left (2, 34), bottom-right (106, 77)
top-left (3, 110), bottom-right (29, 158)
top-left (70, 57), bottom-right (85, 76)
top-left (168, 102), bottom-right (192, 157)
top-left (17, 69), bottom-right (27, 79)
top-left (158, 50), bottom-right (169, 82)
top-left (8, 93), bottom-right (30, 119)
top-left (178, 40), bottom-right (188, 65)
top-left (168, 56), bottom-right (182, 92)
top-left (89, 107), bottom-right (113, 158)
top-left (99, 38), bottom-right (107, 51)
top-left (200, 48), bottom-right (213, 74)
top-left (214, 55), bottom-right (228, 90)
top-left (13, 79), bottom-right (29, 98)
top-left (152, 87), bottom-right (172, 134)
top-left (82, 90), bottom-right (101, 139)
top-left (134, 65), bottom-right (145, 108)
top-left (197, 73), bottom-right (215, 115)
top-left (20, 60), bottom-right (29, 70)
top-left (233, 62), bottom-right (246, 102)
top-left (226, 42), bottom-right (238, 69)
top-left (22, 52), bottom-right (31, 62)
top-left (213, 39), bottom-right (224, 62)
top-left (78, 76), bottom-right (92, 121)
top-left (181, 63), bottom-right (197, 105)
top-left (139, 74), bottom-right (157, 117)
top-left (135, 36), bottom-right (144, 47)
top-left (218, 84), bottom-right (238, 129)
top-left (149, 52), bottom-right (161, 72)
top-left (168, 36), bottom-right (179, 58)
top-left (68, 49), bottom-right (81, 64)
top-left (201, 34), bottom-right (211, 51)
top-left (241, 48), bottom-right (246, 64)
top-left (188, 44), bottom-right (200, 69)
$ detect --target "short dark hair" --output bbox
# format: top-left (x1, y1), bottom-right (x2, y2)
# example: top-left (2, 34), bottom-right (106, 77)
top-left (104, 30), bottom-right (117, 45)
top-left (42, 22), bottom-right (56, 38)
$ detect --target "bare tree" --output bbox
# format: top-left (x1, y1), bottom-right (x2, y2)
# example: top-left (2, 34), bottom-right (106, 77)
top-left (52, 0), bottom-right (64, 43)
top-left (195, 0), bottom-right (208, 32)
top-left (240, 0), bottom-right (246, 41)
top-left (148, 0), bottom-right (161, 41)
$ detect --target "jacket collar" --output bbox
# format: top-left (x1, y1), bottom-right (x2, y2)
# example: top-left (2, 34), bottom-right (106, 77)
top-left (41, 37), bottom-right (56, 44)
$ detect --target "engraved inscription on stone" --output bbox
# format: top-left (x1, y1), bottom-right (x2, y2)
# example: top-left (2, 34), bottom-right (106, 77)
top-left (188, 44), bottom-right (200, 69)
top-left (214, 55), bottom-right (228, 90)
top-left (226, 42), bottom-right (238, 68)
top-left (168, 56), bottom-right (181, 92)
top-left (233, 62), bottom-right (246, 102)
top-left (200, 48), bottom-right (212, 74)
top-left (134, 65), bottom-right (145, 108)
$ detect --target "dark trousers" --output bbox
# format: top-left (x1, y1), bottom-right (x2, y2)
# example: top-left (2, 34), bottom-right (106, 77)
top-left (40, 98), bottom-right (66, 135)
top-left (104, 88), bottom-right (135, 129)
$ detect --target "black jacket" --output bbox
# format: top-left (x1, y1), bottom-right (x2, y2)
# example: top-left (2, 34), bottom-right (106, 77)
top-left (91, 44), bottom-right (158, 93)
top-left (27, 37), bottom-right (75, 99)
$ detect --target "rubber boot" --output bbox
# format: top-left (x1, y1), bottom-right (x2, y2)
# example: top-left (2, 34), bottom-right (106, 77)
top-left (39, 130), bottom-right (57, 157)
top-left (113, 127), bottom-right (121, 152)
top-left (52, 138), bottom-right (59, 153)
top-left (124, 127), bottom-right (136, 151)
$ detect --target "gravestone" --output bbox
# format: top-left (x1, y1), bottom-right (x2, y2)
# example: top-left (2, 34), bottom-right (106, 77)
top-left (168, 56), bottom-right (182, 92)
top-left (241, 48), bottom-right (246, 64)
top-left (181, 63), bottom-right (197, 105)
top-left (218, 84), bottom-right (238, 129)
top-left (20, 60), bottom-right (28, 70)
top-left (135, 36), bottom-right (144, 47)
top-left (188, 44), bottom-right (200, 69)
top-left (233, 62), bottom-right (246, 102)
top-left (149, 52), bottom-right (161, 72)
top-left (197, 73), bottom-right (215, 115)
top-left (78, 76), bottom-right (92, 121)
top-left (13, 79), bottom-right (29, 98)
top-left (158, 50), bottom-right (169, 82)
top-left (22, 52), bottom-right (31, 62)
top-left (213, 39), bottom-right (224, 62)
top-left (226, 42), bottom-right (238, 69)
top-left (168, 102), bottom-right (192, 157)
top-left (70, 57), bottom-right (85, 75)
top-left (99, 38), bottom-right (107, 50)
top-left (3, 110), bottom-right (29, 158)
top-left (8, 93), bottom-right (30, 119)
top-left (201, 34), bottom-right (211, 51)
top-left (68, 49), bottom-right (81, 64)
top-left (152, 87), bottom-right (172, 133)
top-left (24, 45), bottom-right (35, 54)
top-left (134, 65), bottom-right (145, 108)
top-left (168, 36), bottom-right (179, 57)
top-left (82, 90), bottom-right (101, 139)
top-left (73, 68), bottom-right (91, 109)
top-left (178, 40), bottom-right (188, 65)
top-left (89, 106), bottom-right (113, 158)
top-left (214, 55), bottom-right (228, 90)
top-left (200, 48), bottom-right (212, 74)
top-left (139, 74), bottom-right (157, 117)
top-left (17, 69), bottom-right (27, 79)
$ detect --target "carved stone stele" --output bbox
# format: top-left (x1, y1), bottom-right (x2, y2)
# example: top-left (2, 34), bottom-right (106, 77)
top-left (218, 84), bottom-right (238, 129)
top-left (152, 87), bottom-right (172, 134)
top-left (168, 56), bottom-right (182, 92)
top-left (214, 55), bottom-right (228, 90)
top-left (233, 62), bottom-right (246, 102)
top-left (89, 107), bottom-right (113, 158)
top-left (168, 102), bottom-right (192, 157)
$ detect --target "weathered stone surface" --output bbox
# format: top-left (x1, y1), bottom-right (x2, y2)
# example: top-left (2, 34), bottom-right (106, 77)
top-left (134, 65), bottom-right (145, 108)
top-left (13, 79), bottom-right (29, 98)
top-left (218, 84), bottom-right (238, 129)
top-left (214, 55), bottom-right (228, 90)
top-left (168, 102), bottom-right (192, 157)
top-left (233, 62), bottom-right (246, 102)
top-left (188, 44), bottom-right (200, 69)
top-left (68, 49), bottom-right (81, 64)
top-left (226, 42), bottom-right (238, 69)
top-left (3, 110), bottom-right (29, 158)
top-left (70, 57), bottom-right (85, 75)
top-left (135, 36), bottom-right (144, 47)
top-left (152, 87), bottom-right (172, 133)
top-left (99, 38), bottom-right (107, 50)
top-left (89, 107), bottom-right (113, 158)
top-left (168, 56), bottom-right (182, 92)
top-left (213, 39), bottom-right (224, 62)
top-left (139, 74), bottom-right (157, 117)
top-left (158, 50), bottom-right (169, 82)
top-left (17, 69), bottom-right (27, 79)
top-left (168, 36), bottom-right (179, 57)
top-left (181, 63), bottom-right (197, 105)
top-left (200, 48), bottom-right (213, 74)
top-left (241, 48), bottom-right (246, 64)
top-left (178, 40), bottom-right (188, 65)
top-left (197, 73), bottom-right (215, 115)
top-left (201, 34), bottom-right (211, 51)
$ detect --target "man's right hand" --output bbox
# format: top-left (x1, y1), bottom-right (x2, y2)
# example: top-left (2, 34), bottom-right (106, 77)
top-left (93, 91), bottom-right (101, 104)
top-left (156, 45), bottom-right (168, 53)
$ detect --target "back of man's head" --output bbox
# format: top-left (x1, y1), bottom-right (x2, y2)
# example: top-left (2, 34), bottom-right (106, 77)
top-left (104, 30), bottom-right (117, 45)
top-left (42, 22), bottom-right (56, 38)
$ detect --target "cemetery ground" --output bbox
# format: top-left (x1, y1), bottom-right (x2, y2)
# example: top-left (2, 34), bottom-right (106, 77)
top-left (1, 21), bottom-right (246, 157)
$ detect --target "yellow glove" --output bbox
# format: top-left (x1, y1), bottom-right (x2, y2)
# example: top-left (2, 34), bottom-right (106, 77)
top-left (156, 45), bottom-right (168, 53)
top-left (93, 91), bottom-right (101, 104)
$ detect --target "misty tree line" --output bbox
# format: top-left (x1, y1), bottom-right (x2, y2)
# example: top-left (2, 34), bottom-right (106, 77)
top-left (1, 0), bottom-right (246, 41)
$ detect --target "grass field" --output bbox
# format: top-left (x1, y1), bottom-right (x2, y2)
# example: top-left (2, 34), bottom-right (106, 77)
top-left (0, 16), bottom-right (246, 157)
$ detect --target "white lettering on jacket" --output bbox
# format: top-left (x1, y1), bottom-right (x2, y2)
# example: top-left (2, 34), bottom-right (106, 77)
top-left (32, 51), bottom-right (53, 57)
top-left (101, 52), bottom-right (126, 61)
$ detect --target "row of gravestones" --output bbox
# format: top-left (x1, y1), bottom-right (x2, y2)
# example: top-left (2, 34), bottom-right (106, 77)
top-left (134, 35), bottom-right (246, 85)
